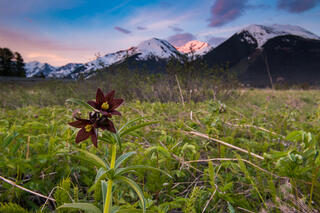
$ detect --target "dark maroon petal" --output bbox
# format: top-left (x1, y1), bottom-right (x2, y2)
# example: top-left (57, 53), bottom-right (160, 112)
top-left (105, 90), bottom-right (115, 102)
top-left (69, 120), bottom-right (89, 128)
top-left (106, 119), bottom-right (116, 133)
top-left (109, 99), bottom-right (124, 110)
top-left (109, 109), bottom-right (121, 116)
top-left (96, 88), bottom-right (105, 106)
top-left (87, 100), bottom-right (98, 109)
top-left (90, 130), bottom-right (98, 147)
top-left (93, 122), bottom-right (99, 128)
top-left (75, 128), bottom-right (90, 143)
top-left (100, 110), bottom-right (112, 118)
top-left (75, 117), bottom-right (91, 122)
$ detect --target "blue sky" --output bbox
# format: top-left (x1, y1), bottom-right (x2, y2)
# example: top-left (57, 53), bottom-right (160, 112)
top-left (0, 0), bottom-right (319, 65)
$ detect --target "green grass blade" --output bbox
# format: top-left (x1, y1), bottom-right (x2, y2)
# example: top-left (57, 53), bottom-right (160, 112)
top-left (118, 117), bottom-right (146, 134)
top-left (119, 121), bottom-right (158, 137)
top-left (115, 152), bottom-right (136, 169)
top-left (117, 176), bottom-right (146, 213)
top-left (66, 98), bottom-right (97, 111)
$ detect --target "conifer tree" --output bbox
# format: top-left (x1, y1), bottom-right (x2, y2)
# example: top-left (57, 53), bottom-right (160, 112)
top-left (0, 47), bottom-right (26, 77)
top-left (14, 52), bottom-right (26, 77)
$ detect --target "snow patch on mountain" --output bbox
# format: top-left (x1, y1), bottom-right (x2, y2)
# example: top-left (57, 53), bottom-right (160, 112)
top-left (176, 40), bottom-right (212, 56)
top-left (238, 24), bottom-right (320, 48)
top-left (25, 61), bottom-right (57, 78)
top-left (25, 38), bottom-right (180, 79)
top-left (48, 63), bottom-right (83, 78)
top-left (136, 38), bottom-right (181, 60)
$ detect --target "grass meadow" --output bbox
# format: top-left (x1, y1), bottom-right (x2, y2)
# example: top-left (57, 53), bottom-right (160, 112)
top-left (0, 72), bottom-right (320, 212)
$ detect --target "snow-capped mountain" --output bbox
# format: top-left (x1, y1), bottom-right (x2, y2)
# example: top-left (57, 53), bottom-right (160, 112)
top-left (238, 24), bottom-right (320, 48)
top-left (25, 61), bottom-right (57, 78)
top-left (25, 38), bottom-right (181, 79)
top-left (136, 38), bottom-right (181, 59)
top-left (24, 24), bottom-right (320, 84)
top-left (48, 63), bottom-right (83, 78)
top-left (203, 24), bottom-right (320, 86)
top-left (176, 40), bottom-right (212, 56)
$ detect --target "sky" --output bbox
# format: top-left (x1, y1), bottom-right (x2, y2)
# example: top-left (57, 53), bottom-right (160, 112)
top-left (0, 0), bottom-right (319, 66)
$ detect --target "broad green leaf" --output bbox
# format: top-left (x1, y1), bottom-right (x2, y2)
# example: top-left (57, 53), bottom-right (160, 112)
top-left (117, 176), bottom-right (146, 213)
top-left (66, 98), bottom-right (97, 111)
top-left (57, 203), bottom-right (102, 213)
top-left (115, 165), bottom-right (172, 178)
top-left (75, 148), bottom-right (108, 170)
top-left (115, 152), bottom-right (136, 169)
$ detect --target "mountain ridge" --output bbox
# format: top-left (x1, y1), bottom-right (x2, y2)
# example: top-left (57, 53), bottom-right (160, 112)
top-left (24, 24), bottom-right (320, 84)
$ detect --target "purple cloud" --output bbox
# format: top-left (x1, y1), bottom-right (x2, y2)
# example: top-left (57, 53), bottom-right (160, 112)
top-left (208, 0), bottom-right (248, 27)
top-left (137, 26), bottom-right (147, 30)
top-left (167, 33), bottom-right (196, 47)
top-left (114, 26), bottom-right (131, 34)
top-left (278, 0), bottom-right (319, 13)
top-left (207, 36), bottom-right (227, 47)
top-left (169, 26), bottom-right (184, 32)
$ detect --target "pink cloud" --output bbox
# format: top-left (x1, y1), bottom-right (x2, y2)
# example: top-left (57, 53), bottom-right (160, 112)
top-left (0, 28), bottom-right (91, 65)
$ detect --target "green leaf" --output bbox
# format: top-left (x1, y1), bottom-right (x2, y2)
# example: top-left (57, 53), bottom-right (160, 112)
top-left (95, 168), bottom-right (107, 182)
top-left (111, 206), bottom-right (120, 213)
top-left (75, 148), bottom-right (109, 170)
top-left (115, 165), bottom-right (172, 178)
top-left (117, 176), bottom-right (146, 213)
top-left (88, 172), bottom-right (108, 193)
top-left (66, 98), bottom-right (97, 111)
top-left (227, 202), bottom-right (235, 213)
top-left (57, 203), bottom-right (102, 213)
top-left (119, 121), bottom-right (158, 137)
top-left (115, 152), bottom-right (136, 169)
top-left (101, 180), bottom-right (108, 208)
top-left (144, 146), bottom-right (171, 159)
top-left (118, 117), bottom-right (146, 133)
top-left (117, 209), bottom-right (154, 213)
top-left (2, 132), bottom-right (19, 148)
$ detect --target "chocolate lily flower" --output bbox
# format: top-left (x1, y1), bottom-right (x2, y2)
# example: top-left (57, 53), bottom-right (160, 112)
top-left (68, 117), bottom-right (98, 147)
top-left (87, 88), bottom-right (124, 117)
top-left (96, 115), bottom-right (116, 133)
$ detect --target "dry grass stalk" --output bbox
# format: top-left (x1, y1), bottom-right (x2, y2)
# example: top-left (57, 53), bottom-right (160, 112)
top-left (185, 130), bottom-right (265, 160)
top-left (0, 175), bottom-right (56, 202)
top-left (175, 74), bottom-right (185, 107)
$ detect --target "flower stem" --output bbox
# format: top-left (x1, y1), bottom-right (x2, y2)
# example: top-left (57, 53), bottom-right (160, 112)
top-left (103, 143), bottom-right (117, 213)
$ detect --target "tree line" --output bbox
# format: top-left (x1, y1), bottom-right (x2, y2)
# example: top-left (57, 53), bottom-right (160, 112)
top-left (0, 47), bottom-right (26, 77)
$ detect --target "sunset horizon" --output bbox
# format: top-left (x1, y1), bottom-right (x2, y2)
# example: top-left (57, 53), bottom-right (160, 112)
top-left (1, 0), bottom-right (319, 66)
